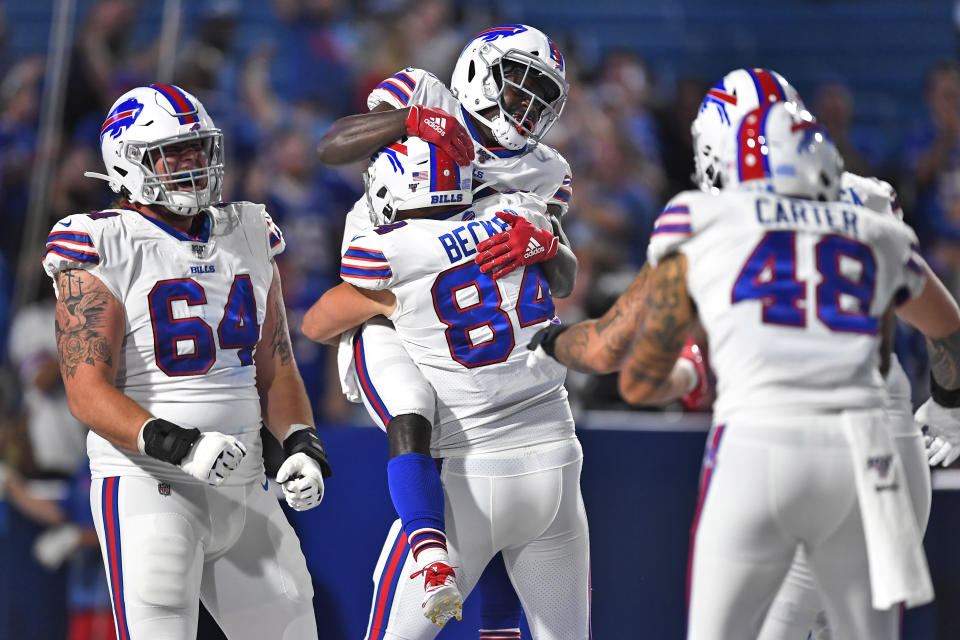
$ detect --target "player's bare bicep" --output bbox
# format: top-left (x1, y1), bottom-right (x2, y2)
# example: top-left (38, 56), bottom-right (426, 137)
top-left (262, 263), bottom-right (293, 368)
top-left (54, 269), bottom-right (122, 380)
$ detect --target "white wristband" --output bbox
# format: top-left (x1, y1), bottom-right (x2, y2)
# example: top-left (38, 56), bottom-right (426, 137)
top-left (283, 423), bottom-right (314, 443)
top-left (136, 417), bottom-right (154, 455)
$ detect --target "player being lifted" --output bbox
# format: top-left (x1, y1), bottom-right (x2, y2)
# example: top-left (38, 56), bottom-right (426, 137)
top-left (315, 24), bottom-right (576, 628)
top-left (303, 136), bottom-right (591, 640)
top-left (44, 84), bottom-right (331, 639)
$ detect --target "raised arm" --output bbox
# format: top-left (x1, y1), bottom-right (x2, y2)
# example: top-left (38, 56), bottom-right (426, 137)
top-left (537, 265), bottom-right (651, 374)
top-left (316, 103), bottom-right (473, 167)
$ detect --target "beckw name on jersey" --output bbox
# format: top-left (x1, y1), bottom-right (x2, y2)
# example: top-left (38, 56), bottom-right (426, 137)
top-left (439, 216), bottom-right (511, 264)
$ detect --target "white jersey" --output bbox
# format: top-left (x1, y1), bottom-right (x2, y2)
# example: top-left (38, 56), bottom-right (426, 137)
top-left (648, 189), bottom-right (926, 424)
top-left (340, 195), bottom-right (575, 456)
top-left (42, 203), bottom-right (285, 483)
top-left (839, 171), bottom-right (903, 220)
top-left (342, 67), bottom-right (573, 251)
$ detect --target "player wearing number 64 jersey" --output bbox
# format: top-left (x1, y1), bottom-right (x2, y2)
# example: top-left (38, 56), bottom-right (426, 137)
top-left (43, 84), bottom-right (329, 639)
top-left (303, 167), bottom-right (590, 638)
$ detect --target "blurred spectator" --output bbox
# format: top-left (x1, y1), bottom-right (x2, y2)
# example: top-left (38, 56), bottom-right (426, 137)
top-left (268, 0), bottom-right (359, 117)
top-left (0, 56), bottom-right (43, 264)
top-left (656, 75), bottom-right (708, 196)
top-left (63, 0), bottom-right (155, 141)
top-left (812, 76), bottom-right (883, 178)
top-left (8, 286), bottom-right (87, 478)
top-left (247, 127), bottom-right (360, 420)
top-left (905, 61), bottom-right (960, 295)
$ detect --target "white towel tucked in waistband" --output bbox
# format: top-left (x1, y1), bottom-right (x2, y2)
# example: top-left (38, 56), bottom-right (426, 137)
top-left (841, 409), bottom-right (934, 609)
top-left (336, 327), bottom-right (362, 403)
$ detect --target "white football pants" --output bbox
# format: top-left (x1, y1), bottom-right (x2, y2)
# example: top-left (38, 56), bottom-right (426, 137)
top-left (90, 475), bottom-right (317, 640)
top-left (686, 413), bottom-right (909, 640)
top-left (364, 441), bottom-right (591, 640)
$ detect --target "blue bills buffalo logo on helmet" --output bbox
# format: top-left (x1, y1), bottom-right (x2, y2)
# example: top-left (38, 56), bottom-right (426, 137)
top-left (100, 97), bottom-right (144, 142)
top-left (472, 24), bottom-right (529, 43)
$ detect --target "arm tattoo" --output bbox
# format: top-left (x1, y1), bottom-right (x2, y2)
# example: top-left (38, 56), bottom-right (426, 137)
top-left (623, 255), bottom-right (694, 396)
top-left (54, 271), bottom-right (114, 379)
top-left (554, 265), bottom-right (649, 371)
top-left (270, 297), bottom-right (293, 366)
top-left (927, 327), bottom-right (960, 389)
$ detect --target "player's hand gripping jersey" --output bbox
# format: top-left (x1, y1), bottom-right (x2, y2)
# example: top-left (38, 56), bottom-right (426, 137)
top-left (42, 203), bottom-right (284, 482)
top-left (648, 189), bottom-right (926, 424)
top-left (341, 67), bottom-right (573, 249)
top-left (341, 194), bottom-right (576, 457)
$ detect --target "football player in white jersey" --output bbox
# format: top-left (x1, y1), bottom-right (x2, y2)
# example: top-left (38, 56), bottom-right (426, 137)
top-left (314, 24), bottom-right (576, 629)
top-left (618, 101), bottom-right (960, 639)
top-left (302, 137), bottom-right (591, 640)
top-left (688, 67), bottom-right (960, 640)
top-left (43, 84), bottom-right (331, 639)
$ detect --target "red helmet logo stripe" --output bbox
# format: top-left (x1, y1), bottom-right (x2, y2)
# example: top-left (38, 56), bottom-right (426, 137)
top-left (738, 105), bottom-right (773, 183)
top-left (748, 69), bottom-right (786, 104)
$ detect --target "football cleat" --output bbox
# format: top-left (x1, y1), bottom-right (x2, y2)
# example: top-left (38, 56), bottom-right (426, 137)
top-left (410, 561), bottom-right (463, 626)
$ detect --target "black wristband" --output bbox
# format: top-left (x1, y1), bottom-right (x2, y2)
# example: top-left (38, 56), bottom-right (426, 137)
top-left (527, 324), bottom-right (568, 359)
top-left (284, 428), bottom-right (333, 478)
top-left (930, 373), bottom-right (960, 408)
top-left (142, 418), bottom-right (201, 465)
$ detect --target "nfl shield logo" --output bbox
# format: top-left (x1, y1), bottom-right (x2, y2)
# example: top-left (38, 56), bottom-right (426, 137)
top-left (192, 244), bottom-right (205, 258)
top-left (158, 482), bottom-right (171, 496)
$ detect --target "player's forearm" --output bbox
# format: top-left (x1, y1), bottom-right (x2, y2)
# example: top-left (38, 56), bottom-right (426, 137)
top-left (64, 377), bottom-right (151, 452)
top-left (553, 265), bottom-right (650, 373)
top-left (540, 244), bottom-right (577, 298)
top-left (552, 319), bottom-right (627, 374)
top-left (302, 283), bottom-right (394, 343)
top-left (620, 360), bottom-right (696, 406)
top-left (260, 367), bottom-right (315, 443)
top-left (316, 107), bottom-right (408, 166)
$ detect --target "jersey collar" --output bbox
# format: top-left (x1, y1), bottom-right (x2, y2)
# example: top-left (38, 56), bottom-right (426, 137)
top-left (460, 106), bottom-right (528, 159)
top-left (127, 205), bottom-right (212, 243)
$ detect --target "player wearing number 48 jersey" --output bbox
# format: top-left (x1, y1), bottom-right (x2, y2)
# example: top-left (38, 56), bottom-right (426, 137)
top-left (43, 84), bottom-right (330, 639)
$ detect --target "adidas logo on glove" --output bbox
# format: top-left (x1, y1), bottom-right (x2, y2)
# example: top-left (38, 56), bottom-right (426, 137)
top-left (424, 116), bottom-right (447, 137)
top-left (524, 237), bottom-right (545, 260)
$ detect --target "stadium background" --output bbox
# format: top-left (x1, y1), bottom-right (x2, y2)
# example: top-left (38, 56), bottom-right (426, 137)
top-left (1, 0), bottom-right (960, 638)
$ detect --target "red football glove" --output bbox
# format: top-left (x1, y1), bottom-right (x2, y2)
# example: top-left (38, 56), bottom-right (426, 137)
top-left (678, 337), bottom-right (708, 410)
top-left (475, 211), bottom-right (559, 279)
top-left (405, 105), bottom-right (474, 166)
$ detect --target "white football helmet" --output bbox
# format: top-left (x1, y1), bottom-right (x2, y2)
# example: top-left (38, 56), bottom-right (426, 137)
top-left (85, 83), bottom-right (223, 216)
top-left (451, 24), bottom-right (568, 150)
top-left (719, 101), bottom-right (843, 201)
top-left (692, 68), bottom-right (802, 192)
top-left (364, 136), bottom-right (472, 225)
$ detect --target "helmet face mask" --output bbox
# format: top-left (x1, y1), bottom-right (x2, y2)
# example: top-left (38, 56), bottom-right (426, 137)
top-left (91, 84), bottom-right (224, 216)
top-left (451, 25), bottom-right (568, 150)
top-left (719, 101), bottom-right (843, 202)
top-left (691, 68), bottom-right (802, 192)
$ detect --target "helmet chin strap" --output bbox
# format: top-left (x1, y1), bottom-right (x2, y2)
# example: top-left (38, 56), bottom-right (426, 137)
top-left (469, 107), bottom-right (530, 151)
top-left (489, 113), bottom-right (529, 150)
top-left (83, 171), bottom-right (121, 192)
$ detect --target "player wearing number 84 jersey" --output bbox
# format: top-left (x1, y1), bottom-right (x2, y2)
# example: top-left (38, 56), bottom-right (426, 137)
top-left (304, 184), bottom-right (589, 639)
top-left (339, 192), bottom-right (576, 456)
